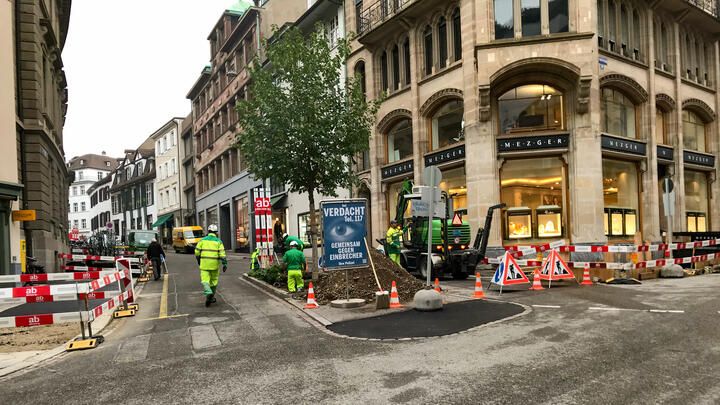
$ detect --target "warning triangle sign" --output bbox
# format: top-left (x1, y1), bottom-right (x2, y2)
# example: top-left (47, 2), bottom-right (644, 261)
top-left (491, 252), bottom-right (530, 286)
top-left (538, 250), bottom-right (575, 281)
top-left (452, 212), bottom-right (463, 226)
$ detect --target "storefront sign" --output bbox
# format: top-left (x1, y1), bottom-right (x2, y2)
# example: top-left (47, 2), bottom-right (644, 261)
top-left (425, 144), bottom-right (465, 166)
top-left (381, 160), bottom-right (414, 179)
top-left (252, 188), bottom-right (273, 267)
top-left (12, 210), bottom-right (36, 222)
top-left (497, 134), bottom-right (570, 153)
top-left (683, 150), bottom-right (715, 167)
top-left (321, 199), bottom-right (368, 270)
top-left (601, 135), bottom-right (646, 156)
top-left (657, 146), bottom-right (674, 162)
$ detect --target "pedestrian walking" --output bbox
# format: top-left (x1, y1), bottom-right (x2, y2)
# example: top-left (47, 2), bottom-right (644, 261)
top-left (386, 220), bottom-right (402, 265)
top-left (283, 240), bottom-right (306, 293)
top-left (146, 238), bottom-right (165, 280)
top-left (194, 224), bottom-right (228, 307)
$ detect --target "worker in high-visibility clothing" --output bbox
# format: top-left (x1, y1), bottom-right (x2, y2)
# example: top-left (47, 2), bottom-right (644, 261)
top-left (250, 247), bottom-right (261, 271)
top-left (386, 219), bottom-right (402, 265)
top-left (283, 240), bottom-right (306, 293)
top-left (194, 224), bottom-right (227, 307)
top-left (283, 233), bottom-right (305, 251)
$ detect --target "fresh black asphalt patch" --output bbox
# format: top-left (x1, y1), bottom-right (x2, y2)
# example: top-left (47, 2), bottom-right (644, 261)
top-left (328, 300), bottom-right (524, 339)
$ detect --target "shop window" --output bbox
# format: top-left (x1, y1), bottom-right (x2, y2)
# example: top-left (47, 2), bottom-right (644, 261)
top-left (684, 170), bottom-right (709, 232)
top-left (601, 88), bottom-right (637, 139)
top-left (452, 8), bottom-right (462, 61)
top-left (235, 196), bottom-right (249, 252)
top-left (386, 119), bottom-right (413, 163)
top-left (298, 211), bottom-right (322, 246)
top-left (431, 100), bottom-right (464, 150)
top-left (602, 159), bottom-right (639, 238)
top-left (498, 84), bottom-right (564, 134)
top-left (438, 17), bottom-right (448, 69)
top-left (682, 110), bottom-right (707, 152)
top-left (549, 0), bottom-right (568, 33)
top-left (494, 0), bottom-right (514, 39)
top-left (500, 158), bottom-right (565, 242)
top-left (655, 108), bottom-right (667, 145)
top-left (423, 26), bottom-right (433, 75)
top-left (438, 167), bottom-right (467, 215)
top-left (521, 0), bottom-right (541, 37)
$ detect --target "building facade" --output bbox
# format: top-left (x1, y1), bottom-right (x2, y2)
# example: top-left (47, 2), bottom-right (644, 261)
top-left (347, 0), bottom-right (720, 248)
top-left (87, 174), bottom-right (112, 234)
top-left (110, 147), bottom-right (157, 242)
top-left (180, 114), bottom-right (196, 226)
top-left (187, 1), bottom-right (307, 252)
top-left (0, 0), bottom-right (72, 274)
top-left (66, 153), bottom-right (117, 238)
top-left (150, 118), bottom-right (185, 243)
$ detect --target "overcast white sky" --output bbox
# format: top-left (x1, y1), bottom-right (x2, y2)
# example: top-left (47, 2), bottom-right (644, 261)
top-left (62, 0), bottom-right (233, 160)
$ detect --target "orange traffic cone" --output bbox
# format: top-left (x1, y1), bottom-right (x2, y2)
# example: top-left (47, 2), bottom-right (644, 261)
top-left (304, 282), bottom-right (319, 309)
top-left (580, 264), bottom-right (593, 286)
top-left (473, 272), bottom-right (485, 299)
top-left (389, 281), bottom-right (403, 308)
top-left (434, 278), bottom-right (442, 293)
top-left (529, 269), bottom-right (545, 291)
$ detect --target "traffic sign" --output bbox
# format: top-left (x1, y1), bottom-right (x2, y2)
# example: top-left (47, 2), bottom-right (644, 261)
top-left (422, 166), bottom-right (442, 187)
top-left (452, 212), bottom-right (463, 226)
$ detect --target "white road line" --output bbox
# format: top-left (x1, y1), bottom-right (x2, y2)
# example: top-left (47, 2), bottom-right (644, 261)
top-left (588, 306), bottom-right (641, 312)
top-left (648, 309), bottom-right (685, 314)
top-left (532, 305), bottom-right (562, 309)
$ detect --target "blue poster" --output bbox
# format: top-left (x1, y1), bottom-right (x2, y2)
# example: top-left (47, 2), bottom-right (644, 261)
top-left (321, 199), bottom-right (368, 270)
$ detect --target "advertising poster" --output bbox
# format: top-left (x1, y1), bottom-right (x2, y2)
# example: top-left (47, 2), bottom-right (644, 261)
top-left (321, 199), bottom-right (368, 270)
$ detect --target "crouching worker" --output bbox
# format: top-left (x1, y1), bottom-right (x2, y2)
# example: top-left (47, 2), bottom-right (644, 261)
top-left (195, 224), bottom-right (227, 307)
top-left (283, 240), bottom-right (306, 293)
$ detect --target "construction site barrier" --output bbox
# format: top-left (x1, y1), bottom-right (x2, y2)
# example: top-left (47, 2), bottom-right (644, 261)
top-left (58, 253), bottom-right (145, 278)
top-left (0, 262), bottom-right (138, 351)
top-left (487, 252), bottom-right (719, 270)
top-left (503, 238), bottom-right (720, 254)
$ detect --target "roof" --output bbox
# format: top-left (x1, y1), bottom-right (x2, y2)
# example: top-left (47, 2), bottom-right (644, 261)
top-left (227, 0), bottom-right (253, 14)
top-left (186, 66), bottom-right (212, 100)
top-left (67, 153), bottom-right (121, 171)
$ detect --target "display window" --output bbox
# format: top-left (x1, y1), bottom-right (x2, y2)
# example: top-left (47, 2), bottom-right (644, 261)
top-left (682, 110), bottom-right (707, 152)
top-left (602, 159), bottom-right (640, 238)
top-left (500, 157), bottom-right (566, 242)
top-left (601, 88), bottom-right (637, 139)
top-left (234, 196), bottom-right (249, 251)
top-left (431, 100), bottom-right (464, 150)
top-left (387, 119), bottom-right (413, 163)
top-left (684, 170), bottom-right (709, 232)
top-left (298, 211), bottom-right (322, 246)
top-left (498, 85), bottom-right (564, 134)
top-left (438, 166), bottom-right (467, 215)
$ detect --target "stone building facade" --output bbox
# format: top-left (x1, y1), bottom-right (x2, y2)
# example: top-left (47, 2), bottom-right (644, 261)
top-left (66, 153), bottom-right (117, 238)
top-left (347, 0), bottom-right (720, 248)
top-left (150, 117), bottom-right (185, 243)
top-left (180, 114), bottom-right (196, 227)
top-left (110, 146), bottom-right (157, 242)
top-left (0, 0), bottom-right (72, 274)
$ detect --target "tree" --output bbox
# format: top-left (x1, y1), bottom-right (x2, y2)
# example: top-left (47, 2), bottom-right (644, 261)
top-left (235, 26), bottom-right (381, 280)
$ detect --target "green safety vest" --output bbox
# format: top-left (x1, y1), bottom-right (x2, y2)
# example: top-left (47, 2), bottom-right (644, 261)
top-left (195, 235), bottom-right (227, 271)
top-left (386, 227), bottom-right (402, 254)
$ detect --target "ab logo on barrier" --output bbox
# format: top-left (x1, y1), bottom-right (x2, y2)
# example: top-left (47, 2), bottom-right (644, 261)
top-left (492, 252), bottom-right (530, 286)
top-left (24, 286), bottom-right (38, 296)
top-left (28, 316), bottom-right (41, 326)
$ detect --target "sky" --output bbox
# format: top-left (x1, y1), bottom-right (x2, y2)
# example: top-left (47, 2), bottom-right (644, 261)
top-left (62, 0), bottom-right (234, 160)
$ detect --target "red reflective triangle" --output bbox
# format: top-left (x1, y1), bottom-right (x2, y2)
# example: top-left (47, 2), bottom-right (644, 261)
top-left (452, 213), bottom-right (463, 226)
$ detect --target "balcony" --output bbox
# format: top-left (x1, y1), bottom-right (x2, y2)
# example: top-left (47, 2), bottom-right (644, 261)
top-left (356, 0), bottom-right (426, 43)
top-left (686, 0), bottom-right (718, 18)
top-left (661, 0), bottom-right (720, 34)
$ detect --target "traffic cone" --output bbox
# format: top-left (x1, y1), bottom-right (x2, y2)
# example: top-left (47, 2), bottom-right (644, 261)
top-left (473, 272), bottom-right (485, 299)
top-left (529, 269), bottom-right (545, 291)
top-left (304, 282), bottom-right (319, 309)
top-left (389, 281), bottom-right (403, 309)
top-left (434, 278), bottom-right (441, 293)
top-left (580, 264), bottom-right (593, 286)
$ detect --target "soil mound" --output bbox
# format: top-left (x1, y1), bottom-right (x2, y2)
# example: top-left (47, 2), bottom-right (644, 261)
top-left (315, 249), bottom-right (425, 304)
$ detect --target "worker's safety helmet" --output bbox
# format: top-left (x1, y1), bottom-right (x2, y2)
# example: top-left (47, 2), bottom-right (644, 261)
top-left (390, 219), bottom-right (398, 225)
top-left (290, 240), bottom-right (298, 247)
top-left (208, 224), bottom-right (218, 233)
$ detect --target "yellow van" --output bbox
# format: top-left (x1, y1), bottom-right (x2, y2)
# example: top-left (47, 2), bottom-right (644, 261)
top-left (172, 226), bottom-right (204, 253)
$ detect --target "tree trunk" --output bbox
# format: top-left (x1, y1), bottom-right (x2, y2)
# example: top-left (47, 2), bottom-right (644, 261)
top-left (308, 189), bottom-right (319, 281)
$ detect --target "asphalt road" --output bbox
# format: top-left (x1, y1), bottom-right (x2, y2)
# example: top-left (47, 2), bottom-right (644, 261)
top-left (1, 253), bottom-right (720, 404)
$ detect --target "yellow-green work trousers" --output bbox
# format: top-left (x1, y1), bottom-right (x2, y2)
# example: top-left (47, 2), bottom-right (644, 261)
top-left (389, 253), bottom-right (400, 265)
top-left (287, 269), bottom-right (304, 292)
top-left (201, 269), bottom-right (219, 296)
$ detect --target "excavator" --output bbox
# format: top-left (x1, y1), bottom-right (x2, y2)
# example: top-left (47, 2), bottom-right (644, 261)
top-left (385, 179), bottom-right (504, 280)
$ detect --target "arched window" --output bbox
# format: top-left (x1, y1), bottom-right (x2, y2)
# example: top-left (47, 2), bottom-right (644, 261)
top-left (452, 8), bottom-right (462, 61)
top-left (354, 61), bottom-right (366, 100)
top-left (682, 110), bottom-right (707, 152)
top-left (438, 17), bottom-right (448, 69)
top-left (387, 119), bottom-right (413, 163)
top-left (498, 84), bottom-right (564, 134)
top-left (601, 88), bottom-right (636, 138)
top-left (392, 45), bottom-right (400, 90)
top-left (402, 38), bottom-right (411, 85)
top-left (380, 51), bottom-right (389, 92)
top-left (423, 25), bottom-right (433, 76)
top-left (430, 100), bottom-right (464, 150)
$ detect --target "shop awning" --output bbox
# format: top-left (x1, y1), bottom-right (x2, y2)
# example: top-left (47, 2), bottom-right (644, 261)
top-left (152, 213), bottom-right (173, 228)
top-left (271, 193), bottom-right (287, 208)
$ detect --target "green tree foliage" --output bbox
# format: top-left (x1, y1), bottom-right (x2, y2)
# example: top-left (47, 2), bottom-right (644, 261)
top-left (235, 26), bottom-right (381, 280)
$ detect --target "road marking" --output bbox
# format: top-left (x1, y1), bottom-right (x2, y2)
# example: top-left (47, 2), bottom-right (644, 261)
top-left (189, 325), bottom-right (221, 350)
top-left (588, 306), bottom-right (641, 312)
top-left (532, 305), bottom-right (562, 308)
top-left (141, 314), bottom-right (189, 321)
top-left (648, 309), bottom-right (685, 314)
top-left (158, 273), bottom-right (169, 319)
top-left (114, 334), bottom-right (151, 363)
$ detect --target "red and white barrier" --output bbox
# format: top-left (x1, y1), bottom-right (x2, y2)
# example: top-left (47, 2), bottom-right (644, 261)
top-left (58, 254), bottom-right (141, 263)
top-left (0, 312), bottom-right (84, 328)
top-left (503, 238), bottom-right (720, 254)
top-left (89, 290), bottom-right (133, 321)
top-left (0, 270), bottom-right (118, 284)
top-left (0, 290), bottom-right (120, 305)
